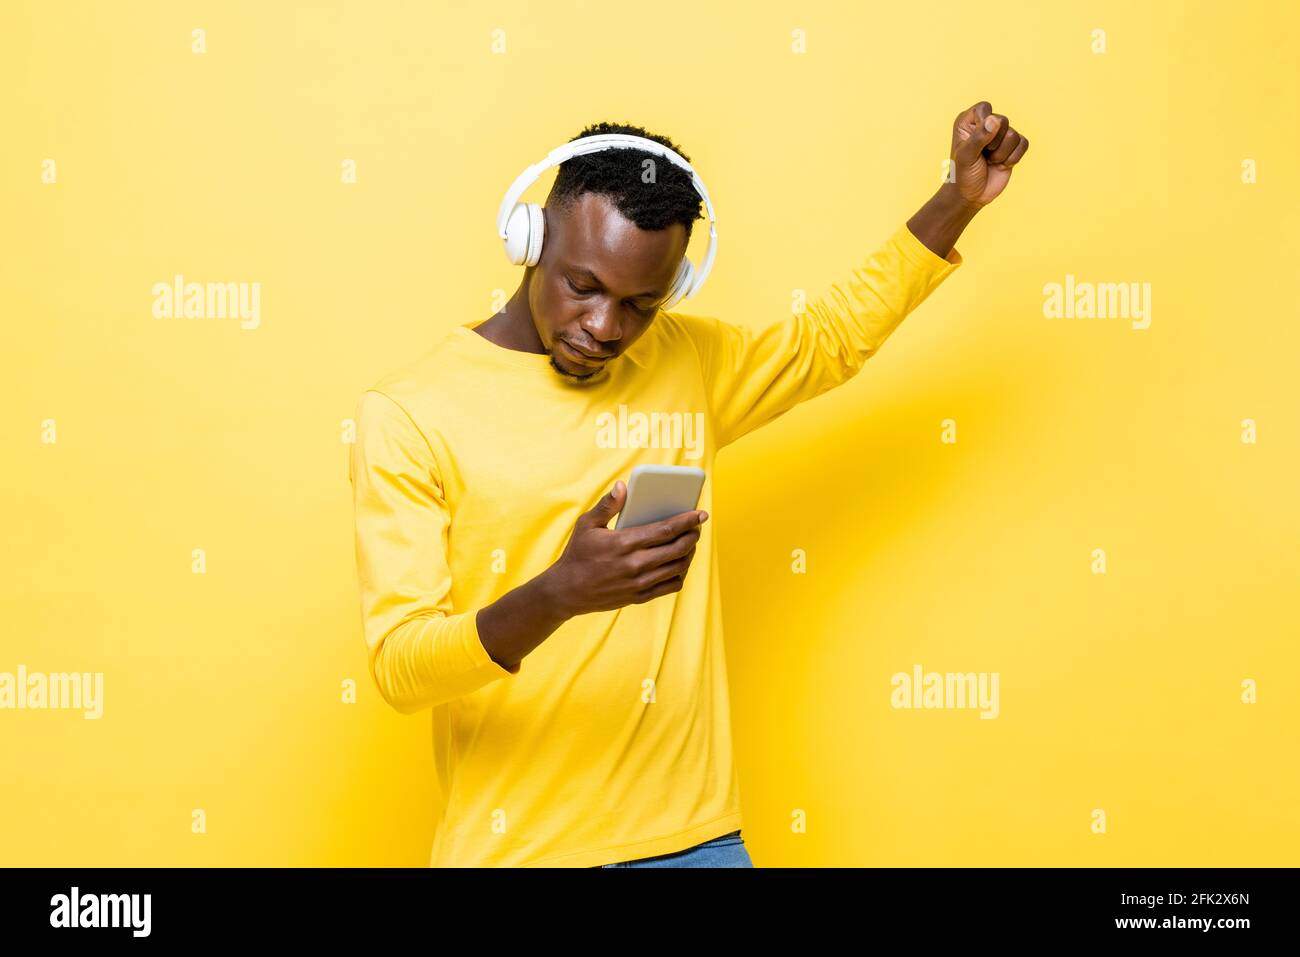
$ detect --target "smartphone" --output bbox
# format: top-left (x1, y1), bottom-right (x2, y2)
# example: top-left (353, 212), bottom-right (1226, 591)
top-left (613, 465), bottom-right (707, 530)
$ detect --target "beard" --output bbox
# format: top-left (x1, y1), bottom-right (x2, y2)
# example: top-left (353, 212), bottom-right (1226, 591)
top-left (549, 345), bottom-right (611, 383)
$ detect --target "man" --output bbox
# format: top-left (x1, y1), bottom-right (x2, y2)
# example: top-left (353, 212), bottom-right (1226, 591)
top-left (349, 103), bottom-right (1028, 868)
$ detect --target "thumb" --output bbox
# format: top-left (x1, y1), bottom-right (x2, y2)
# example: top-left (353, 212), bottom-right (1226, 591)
top-left (956, 111), bottom-right (1002, 163)
top-left (581, 480), bottom-right (626, 528)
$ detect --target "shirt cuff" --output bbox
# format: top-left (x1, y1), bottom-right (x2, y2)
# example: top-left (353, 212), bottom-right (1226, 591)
top-left (464, 608), bottom-right (520, 677)
top-left (892, 222), bottom-right (964, 274)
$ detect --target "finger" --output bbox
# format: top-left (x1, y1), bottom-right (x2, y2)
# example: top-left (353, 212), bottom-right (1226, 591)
top-left (621, 508), bottom-right (707, 549)
top-left (631, 530), bottom-right (699, 575)
top-left (999, 134), bottom-right (1029, 168)
top-left (581, 480), bottom-right (625, 528)
top-left (632, 575), bottom-right (684, 604)
top-left (952, 101), bottom-right (989, 142)
top-left (986, 126), bottom-right (1021, 166)
top-left (954, 106), bottom-right (1000, 162)
top-left (954, 100), bottom-right (992, 129)
top-left (982, 114), bottom-right (1011, 156)
top-left (635, 547), bottom-right (696, 591)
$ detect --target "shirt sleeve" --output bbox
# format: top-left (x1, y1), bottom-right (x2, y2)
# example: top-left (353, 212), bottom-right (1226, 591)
top-left (348, 388), bottom-right (518, 715)
top-left (684, 223), bottom-right (962, 449)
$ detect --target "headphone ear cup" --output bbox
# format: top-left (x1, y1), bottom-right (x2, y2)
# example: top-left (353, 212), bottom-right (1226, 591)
top-left (503, 202), bottom-right (545, 266)
top-left (524, 203), bottom-right (544, 266)
top-left (661, 258), bottom-right (694, 311)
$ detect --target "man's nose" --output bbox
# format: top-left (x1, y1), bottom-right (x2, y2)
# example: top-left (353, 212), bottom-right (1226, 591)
top-left (580, 308), bottom-right (622, 344)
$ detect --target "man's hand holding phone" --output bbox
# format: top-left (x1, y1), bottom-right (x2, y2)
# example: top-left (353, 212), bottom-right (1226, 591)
top-left (543, 480), bottom-right (708, 616)
top-left (477, 467), bottom-right (708, 673)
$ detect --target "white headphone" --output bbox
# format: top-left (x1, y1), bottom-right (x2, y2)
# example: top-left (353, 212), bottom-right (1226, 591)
top-left (496, 133), bottom-right (718, 311)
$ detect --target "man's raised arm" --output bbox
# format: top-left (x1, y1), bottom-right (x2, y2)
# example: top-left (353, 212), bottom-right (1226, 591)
top-left (677, 100), bottom-right (1028, 450)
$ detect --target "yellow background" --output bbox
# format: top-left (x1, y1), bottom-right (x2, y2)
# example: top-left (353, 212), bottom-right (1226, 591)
top-left (3, 0), bottom-right (1296, 866)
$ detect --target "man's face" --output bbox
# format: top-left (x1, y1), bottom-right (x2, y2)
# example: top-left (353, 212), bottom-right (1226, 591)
top-left (528, 192), bottom-right (688, 382)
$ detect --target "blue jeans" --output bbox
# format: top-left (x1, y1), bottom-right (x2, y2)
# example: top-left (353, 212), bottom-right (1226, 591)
top-left (599, 830), bottom-right (753, 868)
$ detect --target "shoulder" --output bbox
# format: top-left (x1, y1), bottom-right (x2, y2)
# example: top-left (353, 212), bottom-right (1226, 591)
top-left (366, 333), bottom-right (461, 407)
top-left (656, 308), bottom-right (715, 340)
top-left (356, 326), bottom-right (476, 418)
top-left (652, 309), bottom-right (725, 362)
top-left (350, 332), bottom-right (470, 452)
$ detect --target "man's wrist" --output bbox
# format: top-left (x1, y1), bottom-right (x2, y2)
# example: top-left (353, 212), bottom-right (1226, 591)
top-left (907, 182), bottom-right (981, 259)
top-left (533, 566), bottom-right (576, 623)
top-left (935, 181), bottom-right (984, 216)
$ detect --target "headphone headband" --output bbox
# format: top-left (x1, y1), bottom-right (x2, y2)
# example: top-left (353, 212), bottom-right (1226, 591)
top-left (495, 133), bottom-right (718, 302)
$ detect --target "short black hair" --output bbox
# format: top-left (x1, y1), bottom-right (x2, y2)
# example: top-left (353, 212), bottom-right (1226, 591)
top-left (547, 121), bottom-right (703, 243)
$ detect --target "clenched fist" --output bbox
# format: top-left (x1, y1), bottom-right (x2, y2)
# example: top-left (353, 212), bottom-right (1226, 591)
top-left (951, 101), bottom-right (1029, 207)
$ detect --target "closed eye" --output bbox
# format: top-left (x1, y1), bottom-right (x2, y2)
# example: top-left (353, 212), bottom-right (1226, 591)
top-left (568, 276), bottom-right (657, 315)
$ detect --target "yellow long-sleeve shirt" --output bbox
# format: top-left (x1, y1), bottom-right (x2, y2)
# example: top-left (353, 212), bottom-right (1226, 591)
top-left (348, 223), bottom-right (961, 867)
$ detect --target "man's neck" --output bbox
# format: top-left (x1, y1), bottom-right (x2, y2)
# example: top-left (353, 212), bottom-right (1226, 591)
top-left (476, 289), bottom-right (545, 354)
